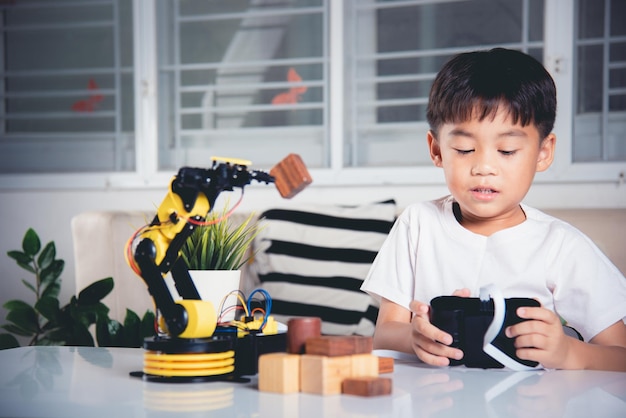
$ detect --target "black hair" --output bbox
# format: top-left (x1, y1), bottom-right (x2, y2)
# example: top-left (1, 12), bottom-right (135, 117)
top-left (426, 48), bottom-right (556, 139)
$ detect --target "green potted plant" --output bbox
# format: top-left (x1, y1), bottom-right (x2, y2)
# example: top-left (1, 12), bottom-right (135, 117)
top-left (176, 205), bottom-right (262, 322)
top-left (0, 228), bottom-right (154, 350)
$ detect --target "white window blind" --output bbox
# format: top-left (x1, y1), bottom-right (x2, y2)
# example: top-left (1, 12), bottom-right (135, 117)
top-left (0, 0), bottom-right (135, 174)
top-left (155, 0), bottom-right (328, 170)
top-left (0, 0), bottom-right (624, 188)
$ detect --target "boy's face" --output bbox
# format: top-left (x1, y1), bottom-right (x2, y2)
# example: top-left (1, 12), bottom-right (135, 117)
top-left (428, 107), bottom-right (555, 233)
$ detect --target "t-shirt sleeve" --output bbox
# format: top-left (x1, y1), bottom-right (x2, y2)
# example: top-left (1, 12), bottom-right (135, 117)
top-left (360, 210), bottom-right (418, 309)
top-left (549, 226), bottom-right (626, 342)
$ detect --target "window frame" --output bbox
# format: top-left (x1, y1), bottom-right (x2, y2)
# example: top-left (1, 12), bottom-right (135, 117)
top-left (0, 0), bottom-right (624, 191)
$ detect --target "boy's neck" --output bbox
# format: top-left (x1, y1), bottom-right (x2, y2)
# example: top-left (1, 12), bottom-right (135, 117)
top-left (452, 202), bottom-right (527, 236)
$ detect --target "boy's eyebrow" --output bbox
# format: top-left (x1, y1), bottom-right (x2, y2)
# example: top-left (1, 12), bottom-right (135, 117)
top-left (499, 129), bottom-right (528, 138)
top-left (446, 128), bottom-right (529, 138)
top-left (448, 128), bottom-right (473, 137)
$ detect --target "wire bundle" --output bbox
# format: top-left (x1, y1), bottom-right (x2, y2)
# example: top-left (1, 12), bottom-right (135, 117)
top-left (217, 288), bottom-right (273, 334)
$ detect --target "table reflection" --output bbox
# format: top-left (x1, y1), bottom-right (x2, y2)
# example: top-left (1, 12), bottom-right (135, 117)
top-left (391, 361), bottom-right (626, 418)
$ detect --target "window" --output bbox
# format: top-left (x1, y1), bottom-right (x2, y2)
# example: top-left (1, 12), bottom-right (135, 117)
top-left (155, 0), bottom-right (328, 170)
top-left (1, 0), bottom-right (624, 188)
top-left (348, 0), bottom-right (545, 168)
top-left (0, 0), bottom-right (135, 174)
top-left (573, 0), bottom-right (626, 162)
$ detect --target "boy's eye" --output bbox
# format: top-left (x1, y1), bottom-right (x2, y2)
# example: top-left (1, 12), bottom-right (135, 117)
top-left (499, 150), bottom-right (517, 156)
top-left (454, 148), bottom-right (474, 155)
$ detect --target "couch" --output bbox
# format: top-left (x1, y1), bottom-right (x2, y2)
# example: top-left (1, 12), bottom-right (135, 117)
top-left (71, 202), bottom-right (626, 336)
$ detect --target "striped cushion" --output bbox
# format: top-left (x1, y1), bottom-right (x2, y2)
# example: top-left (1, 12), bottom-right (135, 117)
top-left (252, 200), bottom-right (396, 335)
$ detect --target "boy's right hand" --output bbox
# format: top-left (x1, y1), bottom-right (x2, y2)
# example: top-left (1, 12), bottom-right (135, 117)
top-left (409, 288), bottom-right (470, 366)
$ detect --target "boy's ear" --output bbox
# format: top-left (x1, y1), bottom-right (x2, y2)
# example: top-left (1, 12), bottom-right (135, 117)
top-left (536, 133), bottom-right (556, 172)
top-left (427, 130), bottom-right (443, 167)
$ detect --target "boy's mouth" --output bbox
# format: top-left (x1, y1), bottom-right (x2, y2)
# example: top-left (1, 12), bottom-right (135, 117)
top-left (471, 187), bottom-right (499, 199)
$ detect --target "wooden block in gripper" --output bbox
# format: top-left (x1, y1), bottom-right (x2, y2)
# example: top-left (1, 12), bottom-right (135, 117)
top-left (270, 153), bottom-right (312, 199)
top-left (305, 336), bottom-right (373, 357)
top-left (342, 377), bottom-right (392, 397)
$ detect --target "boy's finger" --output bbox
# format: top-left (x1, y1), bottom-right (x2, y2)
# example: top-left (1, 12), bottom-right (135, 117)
top-left (409, 299), bottom-right (430, 317)
top-left (452, 288), bottom-right (471, 297)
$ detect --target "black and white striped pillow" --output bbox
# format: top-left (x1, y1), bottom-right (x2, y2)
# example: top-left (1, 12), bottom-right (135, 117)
top-left (251, 200), bottom-right (396, 335)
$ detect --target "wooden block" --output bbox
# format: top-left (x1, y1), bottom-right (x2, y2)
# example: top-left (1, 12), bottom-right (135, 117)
top-left (300, 355), bottom-right (352, 395)
top-left (305, 336), bottom-right (373, 357)
top-left (287, 317), bottom-right (321, 354)
top-left (258, 353), bottom-right (300, 394)
top-left (270, 153), bottom-right (312, 199)
top-left (350, 354), bottom-right (379, 377)
top-left (377, 356), bottom-right (394, 374)
top-left (342, 377), bottom-right (392, 397)
top-left (353, 336), bottom-right (374, 354)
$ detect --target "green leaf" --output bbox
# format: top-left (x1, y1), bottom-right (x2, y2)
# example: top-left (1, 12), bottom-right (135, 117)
top-left (122, 309), bottom-right (141, 347)
top-left (95, 319), bottom-right (112, 347)
top-left (96, 318), bottom-right (123, 347)
top-left (3, 299), bottom-right (32, 311)
top-left (22, 228), bottom-right (41, 257)
top-left (37, 242), bottom-right (56, 271)
top-left (35, 297), bottom-right (60, 323)
top-left (6, 307), bottom-right (39, 334)
top-left (140, 310), bottom-right (156, 339)
top-left (7, 250), bottom-right (33, 268)
top-left (2, 323), bottom-right (34, 337)
top-left (44, 328), bottom-right (68, 346)
top-left (16, 261), bottom-right (36, 274)
top-left (40, 260), bottom-right (64, 288)
top-left (0, 333), bottom-right (20, 350)
top-left (78, 277), bottom-right (113, 305)
top-left (41, 281), bottom-right (61, 300)
top-left (66, 323), bottom-right (95, 347)
top-left (21, 279), bottom-right (37, 294)
top-left (35, 336), bottom-right (65, 346)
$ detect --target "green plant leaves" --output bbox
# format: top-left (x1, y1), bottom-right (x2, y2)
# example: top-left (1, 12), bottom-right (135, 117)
top-left (7, 251), bottom-right (35, 274)
top-left (6, 305), bottom-right (39, 334)
top-left (40, 259), bottom-right (63, 290)
top-left (34, 297), bottom-right (60, 323)
top-left (95, 310), bottom-right (155, 348)
top-left (77, 277), bottom-right (113, 305)
top-left (22, 228), bottom-right (41, 257)
top-left (181, 207), bottom-right (262, 270)
top-left (0, 333), bottom-right (20, 349)
top-left (37, 242), bottom-right (56, 271)
top-left (2, 228), bottom-right (155, 351)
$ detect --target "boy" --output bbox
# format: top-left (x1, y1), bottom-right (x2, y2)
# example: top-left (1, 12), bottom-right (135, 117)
top-left (361, 48), bottom-right (626, 371)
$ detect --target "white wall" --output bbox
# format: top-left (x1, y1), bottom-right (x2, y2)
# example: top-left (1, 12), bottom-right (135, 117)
top-left (1, 181), bottom-right (625, 332)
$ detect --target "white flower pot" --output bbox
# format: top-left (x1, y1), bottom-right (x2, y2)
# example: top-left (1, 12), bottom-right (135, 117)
top-left (164, 270), bottom-right (242, 323)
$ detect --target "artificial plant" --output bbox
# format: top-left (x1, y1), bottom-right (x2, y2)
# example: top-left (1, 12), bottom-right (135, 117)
top-left (0, 227), bottom-right (154, 350)
top-left (180, 205), bottom-right (262, 271)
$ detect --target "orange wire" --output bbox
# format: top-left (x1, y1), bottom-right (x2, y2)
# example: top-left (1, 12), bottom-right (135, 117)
top-left (181, 191), bottom-right (245, 227)
top-left (124, 190), bottom-right (245, 276)
top-left (251, 307), bottom-right (266, 317)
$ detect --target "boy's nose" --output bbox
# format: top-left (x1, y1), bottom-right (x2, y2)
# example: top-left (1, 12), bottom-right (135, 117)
top-left (470, 152), bottom-right (497, 176)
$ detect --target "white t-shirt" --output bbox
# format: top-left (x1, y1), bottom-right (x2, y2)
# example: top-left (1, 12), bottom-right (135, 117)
top-left (361, 195), bottom-right (626, 341)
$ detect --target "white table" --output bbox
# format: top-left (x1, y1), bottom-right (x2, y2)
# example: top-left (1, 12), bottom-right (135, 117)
top-left (0, 346), bottom-right (624, 418)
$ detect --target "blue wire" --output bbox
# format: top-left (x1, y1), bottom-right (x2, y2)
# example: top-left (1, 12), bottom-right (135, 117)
top-left (247, 288), bottom-right (272, 331)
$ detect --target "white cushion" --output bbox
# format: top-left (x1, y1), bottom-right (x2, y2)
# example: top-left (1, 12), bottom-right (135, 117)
top-left (250, 200), bottom-right (397, 336)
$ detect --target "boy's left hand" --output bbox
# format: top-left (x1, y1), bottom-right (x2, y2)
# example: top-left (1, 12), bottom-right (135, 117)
top-left (505, 306), bottom-right (575, 369)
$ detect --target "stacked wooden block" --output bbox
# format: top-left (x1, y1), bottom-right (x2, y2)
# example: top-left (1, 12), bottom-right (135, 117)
top-left (258, 335), bottom-right (393, 397)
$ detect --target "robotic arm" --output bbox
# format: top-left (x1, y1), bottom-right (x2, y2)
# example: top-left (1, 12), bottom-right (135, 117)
top-left (129, 155), bottom-right (311, 340)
